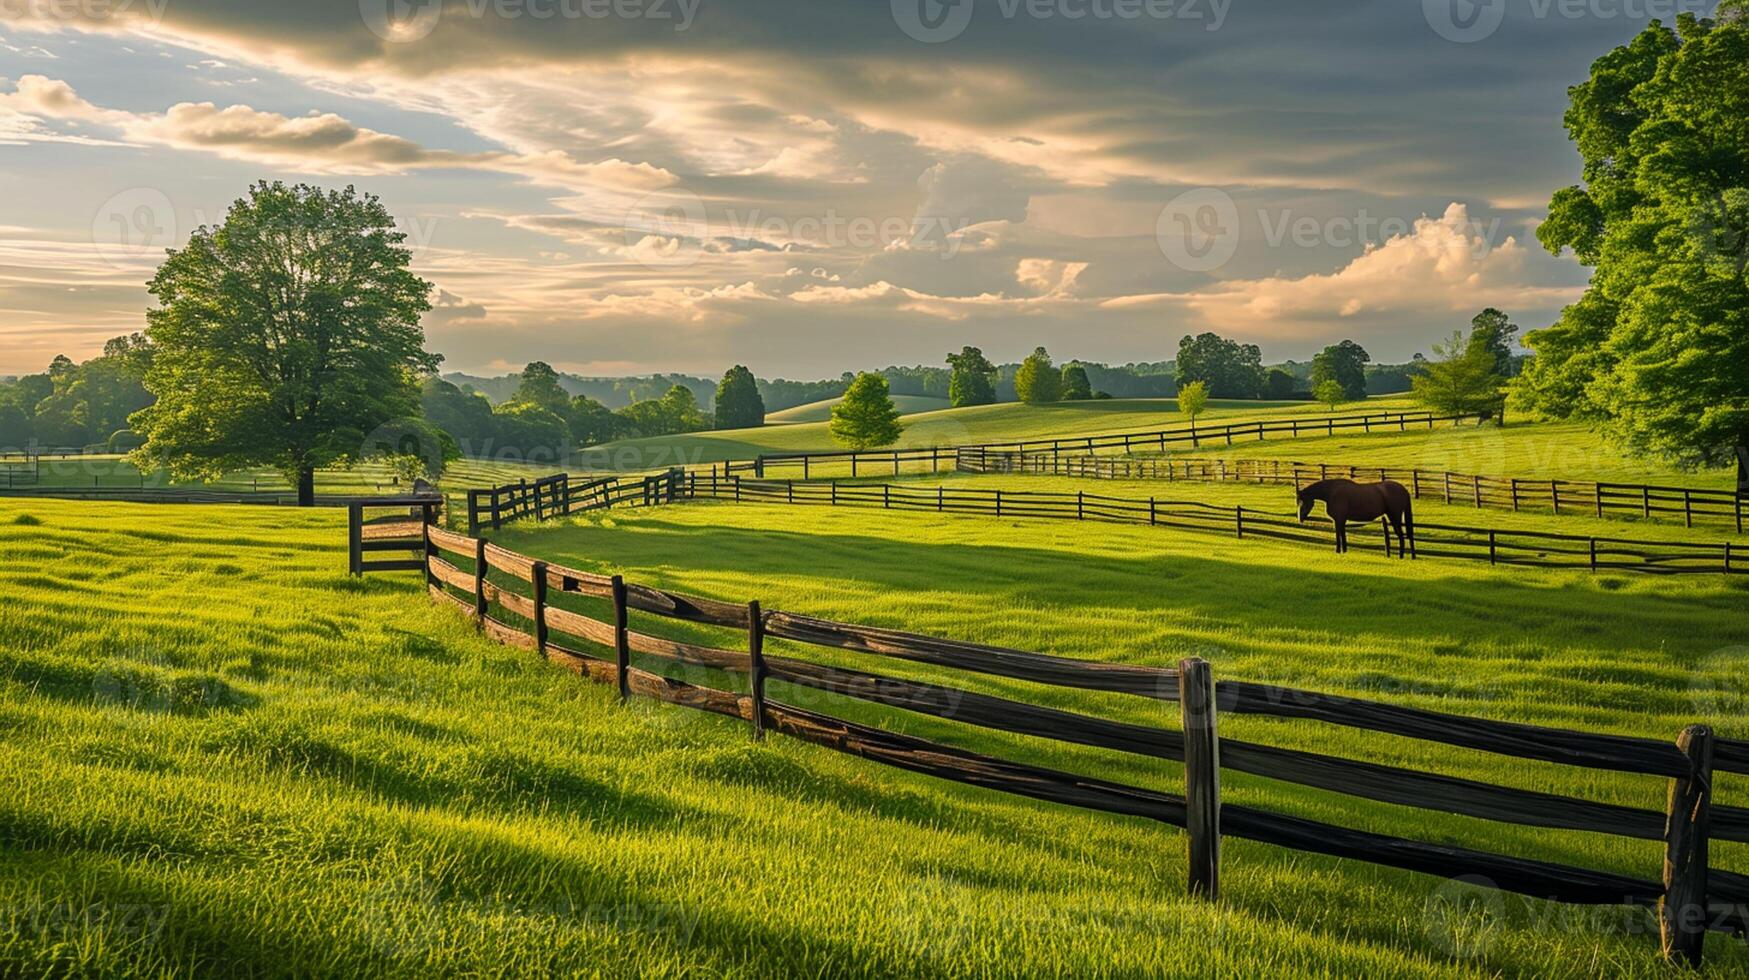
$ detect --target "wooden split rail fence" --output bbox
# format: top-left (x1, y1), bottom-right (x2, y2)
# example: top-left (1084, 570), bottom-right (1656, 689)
top-left (685, 474), bottom-right (1745, 575)
top-left (414, 523), bottom-right (1749, 966)
top-left (465, 469), bottom-right (684, 535)
top-left (959, 450), bottom-right (1748, 534)
top-left (736, 409), bottom-right (1483, 479)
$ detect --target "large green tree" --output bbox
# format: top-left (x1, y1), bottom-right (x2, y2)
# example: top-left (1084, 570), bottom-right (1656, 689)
top-left (1522, 10), bottom-right (1749, 466)
top-left (1060, 363), bottom-right (1093, 401)
top-left (1413, 331), bottom-right (1507, 419)
top-left (714, 365), bottom-right (765, 429)
top-left (1175, 333), bottom-right (1264, 398)
top-left (1014, 347), bottom-right (1062, 405)
top-left (1468, 308), bottom-right (1520, 377)
top-left (945, 346), bottom-right (998, 407)
top-left (514, 362), bottom-right (572, 415)
top-left (131, 182), bottom-right (436, 504)
top-left (1311, 340), bottom-right (1370, 402)
top-left (829, 373), bottom-right (904, 449)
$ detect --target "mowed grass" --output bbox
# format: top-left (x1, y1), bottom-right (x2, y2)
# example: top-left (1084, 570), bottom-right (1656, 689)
top-left (8, 455), bottom-right (583, 495)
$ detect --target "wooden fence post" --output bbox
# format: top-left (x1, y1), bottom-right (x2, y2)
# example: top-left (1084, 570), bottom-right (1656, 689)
top-left (347, 502), bottom-right (363, 576)
top-left (995, 490), bottom-right (1002, 518)
top-left (1683, 490), bottom-right (1693, 528)
top-left (1487, 531), bottom-right (1497, 565)
top-left (1234, 506), bottom-right (1244, 539)
top-left (1660, 724), bottom-right (1714, 967)
top-left (1510, 479), bottom-right (1520, 512)
top-left (531, 560), bottom-right (549, 658)
top-left (1178, 658), bottom-right (1221, 899)
top-left (1077, 491), bottom-right (1084, 520)
top-left (1149, 497), bottom-right (1157, 526)
top-left (473, 537), bottom-right (489, 623)
top-left (748, 600), bottom-right (767, 740)
top-left (611, 575), bottom-right (630, 702)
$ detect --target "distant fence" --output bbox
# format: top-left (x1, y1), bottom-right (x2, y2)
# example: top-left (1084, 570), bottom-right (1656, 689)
top-left (413, 524), bottom-right (1749, 965)
top-left (686, 473), bottom-right (1745, 576)
top-left (464, 469), bottom-right (685, 535)
top-left (0, 486), bottom-right (363, 507)
top-left (736, 410), bottom-right (1483, 479)
top-left (958, 450), bottom-right (1748, 534)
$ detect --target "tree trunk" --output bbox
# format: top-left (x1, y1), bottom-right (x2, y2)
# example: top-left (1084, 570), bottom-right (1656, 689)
top-left (297, 465), bottom-right (315, 507)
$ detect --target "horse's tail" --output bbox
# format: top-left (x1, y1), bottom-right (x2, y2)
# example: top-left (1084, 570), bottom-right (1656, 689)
top-left (1403, 493), bottom-right (1416, 558)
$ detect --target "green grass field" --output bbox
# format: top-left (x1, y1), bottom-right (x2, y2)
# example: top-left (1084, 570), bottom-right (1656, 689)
top-left (4, 480), bottom-right (1747, 976)
top-left (765, 394), bottom-right (951, 424)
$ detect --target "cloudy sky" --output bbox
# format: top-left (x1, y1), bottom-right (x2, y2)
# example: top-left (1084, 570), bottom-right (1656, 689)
top-left (0, 0), bottom-right (1717, 378)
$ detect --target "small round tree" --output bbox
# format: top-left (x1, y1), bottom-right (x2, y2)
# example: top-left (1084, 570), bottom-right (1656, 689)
top-left (1060, 363), bottom-right (1093, 401)
top-left (1314, 379), bottom-right (1347, 411)
top-left (1014, 347), bottom-right (1062, 404)
top-left (829, 373), bottom-right (904, 449)
top-left (714, 365), bottom-right (766, 430)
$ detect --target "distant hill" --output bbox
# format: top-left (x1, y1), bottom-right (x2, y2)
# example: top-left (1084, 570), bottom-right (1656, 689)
top-left (766, 395), bottom-right (952, 424)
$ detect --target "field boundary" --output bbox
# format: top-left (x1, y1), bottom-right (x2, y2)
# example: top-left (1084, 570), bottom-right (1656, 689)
top-left (732, 409), bottom-right (1483, 479)
top-left (410, 523), bottom-right (1749, 966)
top-left (686, 474), bottom-right (1745, 576)
top-left (958, 449), bottom-right (1747, 534)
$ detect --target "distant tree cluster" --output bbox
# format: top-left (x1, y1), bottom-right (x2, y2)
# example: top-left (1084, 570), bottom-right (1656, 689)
top-left (1412, 310), bottom-right (1519, 419)
top-left (0, 335), bottom-right (153, 452)
top-left (1174, 333), bottom-right (1266, 398)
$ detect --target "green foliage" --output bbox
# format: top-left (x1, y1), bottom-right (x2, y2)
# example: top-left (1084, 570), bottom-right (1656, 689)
top-left (1311, 340), bottom-right (1370, 401)
top-left (360, 416), bottom-right (460, 482)
top-left (1467, 309), bottom-right (1520, 377)
top-left (1264, 369), bottom-right (1297, 400)
top-left (1413, 331), bottom-right (1505, 418)
top-left (829, 373), bottom-right (904, 449)
top-left (130, 182), bottom-right (436, 503)
top-left (946, 346), bottom-right (998, 407)
top-left (617, 385), bottom-right (709, 438)
top-left (491, 402), bottom-right (572, 458)
top-left (1313, 379), bottom-right (1347, 410)
top-left (1059, 364), bottom-right (1093, 401)
top-left (420, 377), bottom-right (498, 454)
top-left (107, 429), bottom-right (143, 453)
top-left (1523, 14), bottom-right (1749, 465)
top-left (1013, 348), bottom-right (1062, 405)
top-left (1177, 380), bottom-right (1209, 424)
top-left (713, 365), bottom-right (766, 430)
top-left (566, 394), bottom-right (621, 447)
top-left (1175, 333), bottom-right (1264, 398)
top-left (513, 362), bottom-right (572, 416)
top-left (6, 340), bottom-right (153, 450)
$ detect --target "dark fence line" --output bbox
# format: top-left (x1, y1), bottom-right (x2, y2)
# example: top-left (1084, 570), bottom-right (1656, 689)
top-left (413, 524), bottom-right (1749, 966)
top-left (685, 474), bottom-right (1744, 576)
top-left (464, 469), bottom-right (684, 535)
top-left (958, 450), bottom-right (1747, 534)
top-left (730, 410), bottom-right (1483, 479)
top-left (0, 486), bottom-right (370, 507)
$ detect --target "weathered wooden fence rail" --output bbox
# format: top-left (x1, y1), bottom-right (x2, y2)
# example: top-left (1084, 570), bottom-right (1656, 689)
top-left (959, 450), bottom-right (1748, 534)
top-left (414, 524), bottom-right (1749, 965)
top-left (732, 410), bottom-right (1483, 479)
top-left (465, 469), bottom-right (684, 534)
top-left (686, 474), bottom-right (1744, 576)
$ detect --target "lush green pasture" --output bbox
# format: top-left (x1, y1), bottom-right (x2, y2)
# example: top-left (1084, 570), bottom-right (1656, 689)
top-left (766, 394), bottom-right (951, 424)
top-left (5, 455), bottom-right (589, 496)
top-left (4, 482), bottom-right (1746, 975)
top-left (584, 397), bottom-right (1341, 469)
top-left (1168, 418), bottom-right (1738, 490)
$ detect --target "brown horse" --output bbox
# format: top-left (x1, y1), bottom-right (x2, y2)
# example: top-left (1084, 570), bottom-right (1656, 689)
top-left (1297, 479), bottom-right (1415, 557)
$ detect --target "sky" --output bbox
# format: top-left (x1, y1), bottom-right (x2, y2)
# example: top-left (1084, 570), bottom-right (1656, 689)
top-left (0, 0), bottom-right (1720, 379)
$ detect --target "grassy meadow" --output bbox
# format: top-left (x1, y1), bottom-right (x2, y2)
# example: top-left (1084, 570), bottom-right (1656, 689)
top-left (4, 469), bottom-right (1748, 975)
top-left (765, 394), bottom-right (951, 424)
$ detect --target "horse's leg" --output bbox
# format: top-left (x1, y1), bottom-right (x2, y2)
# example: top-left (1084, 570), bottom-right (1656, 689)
top-left (1386, 511), bottom-right (1403, 558)
top-left (1335, 517), bottom-right (1346, 553)
top-left (1406, 504), bottom-right (1417, 559)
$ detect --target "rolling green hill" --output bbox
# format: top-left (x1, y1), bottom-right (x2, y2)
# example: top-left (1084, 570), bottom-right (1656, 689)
top-left (765, 394), bottom-right (952, 424)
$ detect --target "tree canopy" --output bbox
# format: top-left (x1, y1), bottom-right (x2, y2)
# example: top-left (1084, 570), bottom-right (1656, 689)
top-left (131, 182), bottom-right (436, 503)
top-left (1413, 329), bottom-right (1507, 419)
top-left (1060, 363), bottom-right (1093, 401)
top-left (946, 346), bottom-right (998, 407)
top-left (714, 365), bottom-right (766, 429)
top-left (1177, 380), bottom-right (1210, 426)
top-left (829, 373), bottom-right (904, 449)
top-left (1311, 340), bottom-right (1370, 401)
top-left (1014, 347), bottom-right (1062, 404)
top-left (1521, 11), bottom-right (1749, 465)
top-left (1175, 333), bottom-right (1264, 398)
